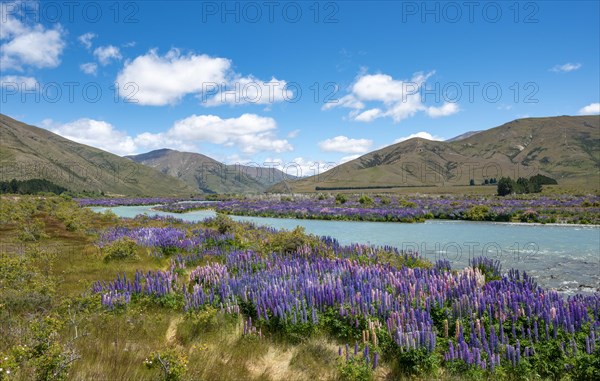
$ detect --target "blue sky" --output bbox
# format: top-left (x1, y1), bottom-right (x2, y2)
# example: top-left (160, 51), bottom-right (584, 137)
top-left (1, 1), bottom-right (599, 175)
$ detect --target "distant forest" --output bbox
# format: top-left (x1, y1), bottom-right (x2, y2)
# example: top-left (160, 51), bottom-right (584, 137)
top-left (0, 179), bottom-right (68, 195)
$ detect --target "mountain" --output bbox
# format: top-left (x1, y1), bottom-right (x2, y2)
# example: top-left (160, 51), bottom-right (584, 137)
top-left (446, 130), bottom-right (482, 142)
top-left (127, 149), bottom-right (294, 193)
top-left (0, 114), bottom-right (195, 196)
top-left (271, 115), bottom-right (600, 192)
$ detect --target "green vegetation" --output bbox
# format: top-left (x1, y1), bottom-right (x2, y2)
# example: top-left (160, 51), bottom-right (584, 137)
top-left (1, 195), bottom-right (599, 381)
top-left (497, 175), bottom-right (555, 196)
top-left (0, 178), bottom-right (68, 195)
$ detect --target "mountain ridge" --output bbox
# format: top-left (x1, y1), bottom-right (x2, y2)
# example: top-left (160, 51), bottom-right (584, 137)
top-left (0, 114), bottom-right (195, 196)
top-left (127, 149), bottom-right (295, 194)
top-left (270, 115), bottom-right (600, 192)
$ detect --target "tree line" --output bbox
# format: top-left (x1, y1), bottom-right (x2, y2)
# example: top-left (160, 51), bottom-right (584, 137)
top-left (497, 174), bottom-right (557, 196)
top-left (0, 179), bottom-right (68, 195)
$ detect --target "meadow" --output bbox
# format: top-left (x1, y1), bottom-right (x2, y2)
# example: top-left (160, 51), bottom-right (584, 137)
top-left (1, 195), bottom-right (599, 380)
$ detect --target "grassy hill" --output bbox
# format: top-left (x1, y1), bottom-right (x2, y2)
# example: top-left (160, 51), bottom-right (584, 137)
top-left (128, 149), bottom-right (294, 194)
top-left (271, 115), bottom-right (600, 193)
top-left (0, 114), bottom-right (195, 196)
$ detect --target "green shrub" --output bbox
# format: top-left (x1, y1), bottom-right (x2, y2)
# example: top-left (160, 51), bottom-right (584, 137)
top-left (337, 356), bottom-right (373, 381)
top-left (464, 205), bottom-right (491, 221)
top-left (393, 347), bottom-right (439, 376)
top-left (335, 194), bottom-right (347, 205)
top-left (103, 237), bottom-right (138, 262)
top-left (358, 195), bottom-right (373, 205)
top-left (144, 348), bottom-right (188, 381)
top-left (17, 218), bottom-right (48, 242)
top-left (211, 213), bottom-right (235, 234)
top-left (267, 226), bottom-right (316, 255)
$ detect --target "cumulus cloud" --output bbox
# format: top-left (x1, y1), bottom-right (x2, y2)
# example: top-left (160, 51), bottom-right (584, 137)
top-left (393, 132), bottom-right (445, 144)
top-left (168, 114), bottom-right (292, 154)
top-left (324, 71), bottom-right (459, 123)
top-left (78, 32), bottom-right (96, 49)
top-left (115, 49), bottom-right (292, 107)
top-left (0, 3), bottom-right (66, 70)
top-left (43, 114), bottom-right (293, 156)
top-left (115, 49), bottom-right (230, 106)
top-left (43, 118), bottom-right (140, 156)
top-left (0, 75), bottom-right (38, 89)
top-left (578, 103), bottom-right (600, 115)
top-left (426, 103), bottom-right (459, 118)
top-left (80, 62), bottom-right (98, 76)
top-left (202, 76), bottom-right (294, 106)
top-left (94, 45), bottom-right (122, 65)
top-left (318, 136), bottom-right (373, 154)
top-left (550, 63), bottom-right (582, 72)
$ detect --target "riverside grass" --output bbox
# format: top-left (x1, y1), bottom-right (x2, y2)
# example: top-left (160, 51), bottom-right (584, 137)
top-left (1, 195), bottom-right (599, 381)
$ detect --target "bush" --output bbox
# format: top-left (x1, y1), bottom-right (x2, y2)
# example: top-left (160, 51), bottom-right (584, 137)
top-left (335, 194), bottom-right (347, 205)
top-left (464, 205), bottom-right (490, 221)
top-left (144, 348), bottom-right (188, 381)
top-left (393, 347), bottom-right (439, 376)
top-left (17, 218), bottom-right (48, 242)
top-left (337, 356), bottom-right (373, 381)
top-left (268, 226), bottom-right (316, 254)
top-left (213, 213), bottom-right (235, 234)
top-left (358, 195), bottom-right (373, 205)
top-left (103, 237), bottom-right (138, 262)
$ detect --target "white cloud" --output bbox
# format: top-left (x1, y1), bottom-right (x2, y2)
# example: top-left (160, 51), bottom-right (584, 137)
top-left (354, 108), bottom-right (383, 122)
top-left (94, 45), bottom-right (122, 65)
top-left (393, 132), bottom-right (445, 144)
top-left (318, 136), bottom-right (373, 154)
top-left (80, 62), bottom-right (98, 76)
top-left (115, 49), bottom-right (231, 106)
top-left (287, 129), bottom-right (300, 138)
top-left (78, 32), bottom-right (96, 50)
top-left (0, 75), bottom-right (38, 89)
top-left (44, 113), bottom-right (293, 156)
top-left (168, 114), bottom-right (292, 154)
top-left (115, 48), bottom-right (292, 107)
top-left (550, 63), bottom-right (582, 72)
top-left (578, 103), bottom-right (600, 115)
top-left (44, 118), bottom-right (139, 156)
top-left (323, 93), bottom-right (365, 111)
top-left (426, 103), bottom-right (460, 118)
top-left (0, 4), bottom-right (66, 70)
top-left (325, 71), bottom-right (459, 123)
top-left (203, 76), bottom-right (294, 106)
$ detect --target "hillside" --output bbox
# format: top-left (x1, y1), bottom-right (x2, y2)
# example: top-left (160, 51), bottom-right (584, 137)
top-left (271, 115), bottom-right (600, 192)
top-left (446, 130), bottom-right (482, 142)
top-left (0, 114), bottom-right (195, 196)
top-left (128, 149), bottom-right (294, 194)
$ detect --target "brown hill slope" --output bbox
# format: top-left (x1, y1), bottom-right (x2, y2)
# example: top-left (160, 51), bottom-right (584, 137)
top-left (0, 114), bottom-right (195, 196)
top-left (271, 115), bottom-right (600, 192)
top-left (127, 149), bottom-right (294, 194)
